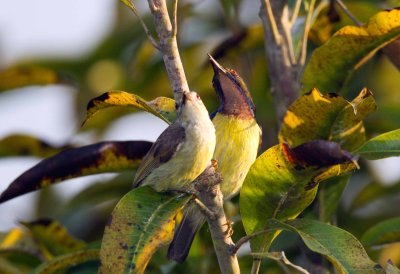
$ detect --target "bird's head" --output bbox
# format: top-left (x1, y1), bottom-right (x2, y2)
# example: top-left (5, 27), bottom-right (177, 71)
top-left (176, 91), bottom-right (211, 125)
top-left (209, 54), bottom-right (256, 119)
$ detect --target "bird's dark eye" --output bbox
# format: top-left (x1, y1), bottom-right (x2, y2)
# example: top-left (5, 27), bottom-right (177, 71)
top-left (196, 94), bottom-right (200, 100)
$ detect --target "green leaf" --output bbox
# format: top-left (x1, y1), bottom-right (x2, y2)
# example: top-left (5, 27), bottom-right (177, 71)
top-left (21, 219), bottom-right (86, 258)
top-left (0, 134), bottom-right (71, 158)
top-left (0, 141), bottom-right (152, 203)
top-left (266, 219), bottom-right (384, 274)
top-left (302, 9), bottom-right (400, 93)
top-left (31, 249), bottom-right (99, 274)
top-left (350, 181), bottom-right (400, 211)
top-left (82, 91), bottom-right (175, 126)
top-left (279, 88), bottom-right (376, 152)
top-left (355, 129), bottom-right (400, 160)
top-left (240, 142), bottom-right (356, 252)
top-left (361, 217), bottom-right (400, 247)
top-left (0, 65), bottom-right (67, 92)
top-left (317, 175), bottom-right (350, 222)
top-left (99, 186), bottom-right (190, 274)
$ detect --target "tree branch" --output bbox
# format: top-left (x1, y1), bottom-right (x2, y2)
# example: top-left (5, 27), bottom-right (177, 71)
top-left (194, 165), bottom-right (240, 274)
top-left (147, 0), bottom-right (189, 103)
top-left (259, 0), bottom-right (300, 124)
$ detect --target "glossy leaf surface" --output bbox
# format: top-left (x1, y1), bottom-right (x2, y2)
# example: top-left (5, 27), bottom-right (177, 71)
top-left (356, 129), bottom-right (400, 159)
top-left (265, 219), bottom-right (384, 274)
top-left (240, 141), bottom-right (356, 251)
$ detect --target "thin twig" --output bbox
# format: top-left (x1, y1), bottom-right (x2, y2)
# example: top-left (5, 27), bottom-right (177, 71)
top-left (298, 0), bottom-right (316, 66)
top-left (289, 0), bottom-right (302, 26)
top-left (335, 0), bottom-right (362, 26)
top-left (263, 0), bottom-right (281, 44)
top-left (122, 0), bottom-right (160, 50)
top-left (282, 6), bottom-right (296, 65)
top-left (231, 228), bottom-right (275, 255)
top-left (171, 0), bottom-right (179, 38)
top-left (251, 251), bottom-right (311, 274)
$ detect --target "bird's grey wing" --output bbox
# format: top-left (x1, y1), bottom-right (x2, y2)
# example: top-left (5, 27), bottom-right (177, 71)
top-left (133, 122), bottom-right (186, 187)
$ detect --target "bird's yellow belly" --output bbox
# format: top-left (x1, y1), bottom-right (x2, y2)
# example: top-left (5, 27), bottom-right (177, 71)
top-left (212, 114), bottom-right (260, 199)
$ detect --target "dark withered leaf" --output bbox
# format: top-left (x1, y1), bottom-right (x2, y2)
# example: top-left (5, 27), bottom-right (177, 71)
top-left (0, 141), bottom-right (152, 203)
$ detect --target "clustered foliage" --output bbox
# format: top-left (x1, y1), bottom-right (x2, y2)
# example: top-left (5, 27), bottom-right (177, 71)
top-left (0, 1), bottom-right (400, 274)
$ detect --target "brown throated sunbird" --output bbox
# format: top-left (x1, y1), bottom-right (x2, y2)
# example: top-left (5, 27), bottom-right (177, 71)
top-left (133, 91), bottom-right (216, 192)
top-left (167, 55), bottom-right (262, 262)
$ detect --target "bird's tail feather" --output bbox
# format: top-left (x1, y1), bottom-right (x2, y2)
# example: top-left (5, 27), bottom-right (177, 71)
top-left (167, 203), bottom-right (205, 263)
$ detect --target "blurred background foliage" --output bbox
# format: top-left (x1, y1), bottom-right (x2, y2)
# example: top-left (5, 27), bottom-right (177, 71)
top-left (0, 0), bottom-right (400, 273)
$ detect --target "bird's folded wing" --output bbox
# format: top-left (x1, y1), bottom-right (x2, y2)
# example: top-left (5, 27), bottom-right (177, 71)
top-left (133, 122), bottom-right (186, 187)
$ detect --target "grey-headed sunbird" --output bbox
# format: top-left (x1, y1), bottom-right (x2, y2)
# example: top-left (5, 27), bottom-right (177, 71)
top-left (167, 56), bottom-right (262, 262)
top-left (133, 91), bottom-right (216, 192)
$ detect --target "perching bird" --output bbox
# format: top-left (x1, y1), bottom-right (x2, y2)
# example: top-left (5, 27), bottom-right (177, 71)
top-left (168, 55), bottom-right (262, 262)
top-left (133, 91), bottom-right (216, 192)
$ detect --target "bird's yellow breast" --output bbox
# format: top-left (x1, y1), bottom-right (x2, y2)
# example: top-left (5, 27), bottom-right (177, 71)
top-left (212, 113), bottom-right (261, 199)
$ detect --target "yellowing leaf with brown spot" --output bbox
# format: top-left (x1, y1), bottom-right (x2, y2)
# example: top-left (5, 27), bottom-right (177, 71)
top-left (82, 91), bottom-right (175, 126)
top-left (99, 186), bottom-right (190, 274)
top-left (279, 88), bottom-right (376, 152)
top-left (302, 9), bottom-right (400, 93)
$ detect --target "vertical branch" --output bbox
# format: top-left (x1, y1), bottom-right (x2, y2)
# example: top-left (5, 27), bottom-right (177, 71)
top-left (144, 1), bottom-right (240, 273)
top-left (147, 0), bottom-right (189, 102)
top-left (194, 166), bottom-right (240, 274)
top-left (259, 0), bottom-right (300, 124)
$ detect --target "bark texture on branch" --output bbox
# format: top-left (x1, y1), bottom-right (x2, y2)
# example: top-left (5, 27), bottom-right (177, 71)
top-left (147, 0), bottom-right (189, 103)
top-left (259, 0), bottom-right (300, 124)
top-left (194, 165), bottom-right (240, 274)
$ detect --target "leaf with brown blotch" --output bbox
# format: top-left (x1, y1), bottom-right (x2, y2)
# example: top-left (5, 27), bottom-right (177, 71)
top-left (99, 186), bottom-right (190, 274)
top-left (0, 141), bottom-right (152, 203)
top-left (279, 88), bottom-right (376, 152)
top-left (302, 9), bottom-right (400, 93)
top-left (82, 91), bottom-right (176, 126)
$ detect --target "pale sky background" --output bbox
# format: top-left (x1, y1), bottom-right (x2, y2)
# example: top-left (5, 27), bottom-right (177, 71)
top-left (0, 0), bottom-right (169, 230)
top-left (0, 0), bottom-right (399, 230)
